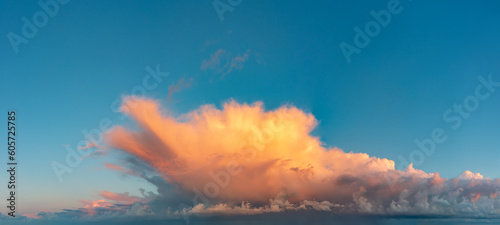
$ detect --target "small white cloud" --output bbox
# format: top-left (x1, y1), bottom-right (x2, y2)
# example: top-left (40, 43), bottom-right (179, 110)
top-left (458, 171), bottom-right (485, 180)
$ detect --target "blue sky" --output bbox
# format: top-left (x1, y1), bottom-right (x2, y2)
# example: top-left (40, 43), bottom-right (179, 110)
top-left (1, 0), bottom-right (500, 220)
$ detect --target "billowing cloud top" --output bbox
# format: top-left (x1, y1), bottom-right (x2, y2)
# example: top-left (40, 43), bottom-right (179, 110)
top-left (105, 96), bottom-right (397, 202)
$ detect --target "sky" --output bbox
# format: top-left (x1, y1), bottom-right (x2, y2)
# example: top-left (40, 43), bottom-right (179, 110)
top-left (1, 0), bottom-right (500, 224)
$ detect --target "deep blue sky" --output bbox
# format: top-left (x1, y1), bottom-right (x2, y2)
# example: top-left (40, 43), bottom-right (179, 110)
top-left (1, 0), bottom-right (500, 215)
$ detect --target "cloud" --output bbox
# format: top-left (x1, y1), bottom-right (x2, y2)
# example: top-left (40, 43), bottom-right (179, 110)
top-left (200, 49), bottom-right (226, 72)
top-left (78, 141), bottom-right (100, 150)
top-left (30, 191), bottom-right (154, 220)
top-left (167, 77), bottom-right (192, 101)
top-left (78, 140), bottom-right (106, 158)
top-left (104, 96), bottom-right (396, 203)
top-left (225, 50), bottom-right (249, 75)
top-left (200, 49), bottom-right (250, 76)
top-left (104, 162), bottom-right (125, 171)
top-left (22, 213), bottom-right (41, 219)
top-left (459, 170), bottom-right (486, 180)
top-left (19, 96), bottom-right (500, 222)
top-left (96, 96), bottom-right (500, 218)
top-left (79, 199), bottom-right (115, 216)
top-left (100, 191), bottom-right (142, 204)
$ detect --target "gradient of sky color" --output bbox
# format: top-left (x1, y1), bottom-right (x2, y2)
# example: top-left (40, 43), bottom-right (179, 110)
top-left (1, 0), bottom-right (500, 219)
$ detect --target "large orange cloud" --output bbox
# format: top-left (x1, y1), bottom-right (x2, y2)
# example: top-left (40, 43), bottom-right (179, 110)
top-left (102, 96), bottom-right (500, 216)
top-left (105, 96), bottom-right (398, 203)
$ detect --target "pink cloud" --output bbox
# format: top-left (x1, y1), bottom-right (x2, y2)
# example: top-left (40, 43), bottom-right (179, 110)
top-left (22, 213), bottom-right (41, 219)
top-left (104, 162), bottom-right (125, 171)
top-left (80, 199), bottom-right (114, 216)
top-left (459, 170), bottom-right (486, 180)
top-left (100, 191), bottom-right (141, 204)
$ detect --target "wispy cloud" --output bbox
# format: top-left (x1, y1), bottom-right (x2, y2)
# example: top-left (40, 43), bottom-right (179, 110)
top-left (100, 191), bottom-right (142, 204)
top-left (104, 162), bottom-right (125, 171)
top-left (226, 50), bottom-right (249, 75)
top-left (167, 77), bottom-right (192, 101)
top-left (200, 49), bottom-right (250, 76)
